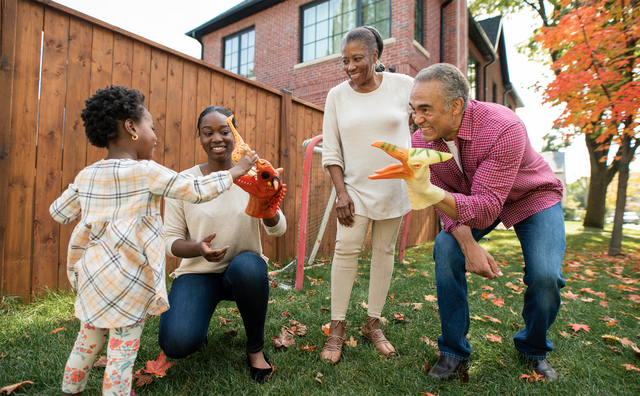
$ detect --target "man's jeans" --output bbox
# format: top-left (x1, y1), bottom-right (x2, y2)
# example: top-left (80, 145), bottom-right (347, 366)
top-left (158, 252), bottom-right (270, 358)
top-left (433, 202), bottom-right (565, 361)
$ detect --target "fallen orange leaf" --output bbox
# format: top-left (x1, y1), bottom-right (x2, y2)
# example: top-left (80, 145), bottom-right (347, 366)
top-left (141, 351), bottom-right (174, 378)
top-left (562, 291), bottom-right (579, 300)
top-left (51, 328), bottom-right (67, 334)
top-left (93, 356), bottom-right (108, 367)
top-left (0, 381), bottom-right (33, 394)
top-left (424, 295), bottom-right (437, 302)
top-left (521, 371), bottom-right (545, 383)
top-left (393, 313), bottom-right (405, 321)
top-left (300, 344), bottom-right (317, 351)
top-left (622, 364), bottom-right (640, 371)
top-left (345, 335), bottom-right (358, 347)
top-left (481, 293), bottom-right (496, 300)
top-left (486, 334), bottom-right (502, 343)
top-left (483, 315), bottom-right (501, 324)
top-left (217, 316), bottom-right (231, 326)
top-left (568, 323), bottom-right (590, 332)
top-left (492, 297), bottom-right (505, 307)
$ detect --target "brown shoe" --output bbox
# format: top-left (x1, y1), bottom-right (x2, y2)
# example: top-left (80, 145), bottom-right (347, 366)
top-left (320, 320), bottom-right (347, 364)
top-left (361, 315), bottom-right (396, 357)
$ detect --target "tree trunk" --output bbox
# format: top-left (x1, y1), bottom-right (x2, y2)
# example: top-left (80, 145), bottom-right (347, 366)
top-left (582, 132), bottom-right (619, 229)
top-left (608, 132), bottom-right (638, 255)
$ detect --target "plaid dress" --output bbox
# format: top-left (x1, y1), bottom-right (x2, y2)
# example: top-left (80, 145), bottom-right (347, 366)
top-left (50, 159), bottom-right (232, 328)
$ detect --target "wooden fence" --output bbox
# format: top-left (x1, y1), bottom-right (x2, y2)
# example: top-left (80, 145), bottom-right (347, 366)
top-left (0, 0), bottom-right (438, 300)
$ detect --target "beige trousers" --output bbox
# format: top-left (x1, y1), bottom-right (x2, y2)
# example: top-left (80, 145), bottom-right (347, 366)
top-left (330, 214), bottom-right (403, 320)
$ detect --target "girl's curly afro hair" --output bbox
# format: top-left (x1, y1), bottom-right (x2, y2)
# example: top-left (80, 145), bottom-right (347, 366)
top-left (81, 85), bottom-right (147, 148)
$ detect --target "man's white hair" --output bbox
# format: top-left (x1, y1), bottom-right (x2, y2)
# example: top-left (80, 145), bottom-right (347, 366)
top-left (415, 63), bottom-right (469, 112)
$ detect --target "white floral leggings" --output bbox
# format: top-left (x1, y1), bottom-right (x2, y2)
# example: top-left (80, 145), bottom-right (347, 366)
top-left (62, 320), bottom-right (145, 395)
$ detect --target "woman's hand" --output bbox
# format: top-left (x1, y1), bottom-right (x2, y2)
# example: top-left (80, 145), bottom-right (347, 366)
top-left (198, 233), bottom-right (229, 262)
top-left (335, 190), bottom-right (355, 227)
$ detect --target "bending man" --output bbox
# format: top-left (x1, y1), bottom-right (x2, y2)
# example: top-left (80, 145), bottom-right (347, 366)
top-left (411, 63), bottom-right (565, 381)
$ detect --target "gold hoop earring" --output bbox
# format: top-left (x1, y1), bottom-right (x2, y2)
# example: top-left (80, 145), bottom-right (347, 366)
top-left (132, 135), bottom-right (139, 141)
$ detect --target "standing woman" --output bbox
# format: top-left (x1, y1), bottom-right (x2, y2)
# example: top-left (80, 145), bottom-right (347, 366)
top-left (321, 26), bottom-right (414, 363)
top-left (158, 106), bottom-right (286, 383)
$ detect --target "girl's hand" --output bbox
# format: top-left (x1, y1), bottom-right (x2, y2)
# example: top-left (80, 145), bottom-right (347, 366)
top-left (335, 191), bottom-right (355, 227)
top-left (229, 148), bottom-right (258, 181)
top-left (198, 233), bottom-right (229, 262)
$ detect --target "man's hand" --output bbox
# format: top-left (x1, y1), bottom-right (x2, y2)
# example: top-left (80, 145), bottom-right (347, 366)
top-left (452, 225), bottom-right (503, 279)
top-left (463, 242), bottom-right (502, 279)
top-left (198, 233), bottom-right (229, 262)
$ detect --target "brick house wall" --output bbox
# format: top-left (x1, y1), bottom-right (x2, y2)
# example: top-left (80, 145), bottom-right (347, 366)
top-left (200, 0), bottom-right (469, 107)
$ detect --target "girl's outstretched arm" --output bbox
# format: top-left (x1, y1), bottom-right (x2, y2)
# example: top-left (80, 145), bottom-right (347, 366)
top-left (50, 183), bottom-right (81, 224)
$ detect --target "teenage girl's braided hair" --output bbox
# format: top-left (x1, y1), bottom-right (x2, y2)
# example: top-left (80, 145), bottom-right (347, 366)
top-left (342, 26), bottom-right (386, 72)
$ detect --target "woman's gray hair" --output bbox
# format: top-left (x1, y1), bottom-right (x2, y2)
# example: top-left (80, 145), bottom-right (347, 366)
top-left (415, 63), bottom-right (469, 112)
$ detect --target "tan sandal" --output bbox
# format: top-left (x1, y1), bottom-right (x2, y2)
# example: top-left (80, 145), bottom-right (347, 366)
top-left (361, 315), bottom-right (396, 357)
top-left (320, 320), bottom-right (347, 364)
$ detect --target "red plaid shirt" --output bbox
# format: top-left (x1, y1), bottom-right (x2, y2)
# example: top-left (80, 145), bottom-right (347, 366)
top-left (411, 100), bottom-right (563, 232)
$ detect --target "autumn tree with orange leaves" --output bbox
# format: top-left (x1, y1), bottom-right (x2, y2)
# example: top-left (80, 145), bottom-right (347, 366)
top-left (469, 0), bottom-right (635, 231)
top-left (535, 0), bottom-right (639, 255)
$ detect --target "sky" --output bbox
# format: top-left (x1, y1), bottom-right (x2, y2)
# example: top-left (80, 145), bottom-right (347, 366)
top-left (53, 0), bottom-right (638, 183)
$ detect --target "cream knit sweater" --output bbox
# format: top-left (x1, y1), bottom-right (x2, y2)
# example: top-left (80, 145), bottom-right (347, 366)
top-left (163, 165), bottom-right (286, 277)
top-left (322, 72), bottom-right (414, 220)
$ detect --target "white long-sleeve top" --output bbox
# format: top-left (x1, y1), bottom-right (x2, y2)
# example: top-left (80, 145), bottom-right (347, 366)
top-left (322, 72), bottom-right (414, 220)
top-left (163, 165), bottom-right (286, 277)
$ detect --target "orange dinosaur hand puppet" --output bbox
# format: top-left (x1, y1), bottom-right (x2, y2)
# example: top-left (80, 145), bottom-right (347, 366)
top-left (225, 115), bottom-right (286, 218)
top-left (234, 159), bottom-right (286, 218)
top-left (368, 142), bottom-right (452, 210)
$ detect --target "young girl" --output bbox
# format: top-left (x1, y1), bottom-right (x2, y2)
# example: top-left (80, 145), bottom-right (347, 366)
top-left (50, 85), bottom-right (257, 396)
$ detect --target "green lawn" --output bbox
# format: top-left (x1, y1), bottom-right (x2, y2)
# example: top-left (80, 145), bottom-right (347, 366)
top-left (1, 225), bottom-right (639, 395)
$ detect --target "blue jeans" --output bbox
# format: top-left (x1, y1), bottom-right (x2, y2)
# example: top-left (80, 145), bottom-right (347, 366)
top-left (158, 252), bottom-right (270, 358)
top-left (433, 202), bottom-right (565, 361)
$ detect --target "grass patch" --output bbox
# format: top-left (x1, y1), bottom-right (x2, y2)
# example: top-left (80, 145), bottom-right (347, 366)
top-left (1, 228), bottom-right (639, 395)
top-left (565, 220), bottom-right (640, 238)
